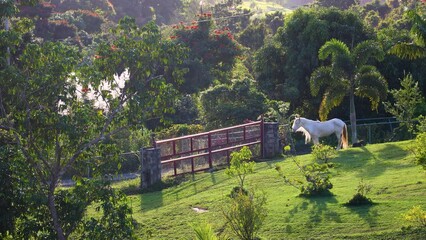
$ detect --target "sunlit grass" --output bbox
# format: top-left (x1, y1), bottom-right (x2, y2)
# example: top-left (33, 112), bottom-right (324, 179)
top-left (110, 140), bottom-right (426, 239)
top-left (240, 0), bottom-right (293, 18)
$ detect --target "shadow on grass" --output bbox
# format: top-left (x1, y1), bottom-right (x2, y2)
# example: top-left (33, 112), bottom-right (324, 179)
top-left (335, 144), bottom-right (410, 178)
top-left (139, 171), bottom-right (227, 212)
top-left (375, 143), bottom-right (408, 161)
top-left (345, 203), bottom-right (379, 227)
top-left (286, 195), bottom-right (341, 231)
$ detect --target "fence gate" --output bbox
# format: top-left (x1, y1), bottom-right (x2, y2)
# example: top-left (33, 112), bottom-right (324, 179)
top-left (155, 120), bottom-right (264, 177)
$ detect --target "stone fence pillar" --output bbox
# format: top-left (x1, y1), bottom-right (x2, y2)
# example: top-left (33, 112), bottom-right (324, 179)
top-left (140, 147), bottom-right (161, 189)
top-left (263, 122), bottom-right (282, 158)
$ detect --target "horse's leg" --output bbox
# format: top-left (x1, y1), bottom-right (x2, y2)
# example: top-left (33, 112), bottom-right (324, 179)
top-left (312, 136), bottom-right (319, 145)
top-left (336, 132), bottom-right (341, 150)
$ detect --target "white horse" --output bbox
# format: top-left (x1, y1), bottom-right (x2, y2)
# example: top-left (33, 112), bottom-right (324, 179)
top-left (291, 117), bottom-right (348, 150)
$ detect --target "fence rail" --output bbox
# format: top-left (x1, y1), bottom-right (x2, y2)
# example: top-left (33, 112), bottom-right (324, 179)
top-left (156, 120), bottom-right (263, 176)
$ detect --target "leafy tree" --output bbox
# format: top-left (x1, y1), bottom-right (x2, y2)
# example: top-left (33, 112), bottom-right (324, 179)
top-left (225, 146), bottom-right (255, 190)
top-left (384, 74), bottom-right (424, 135)
top-left (199, 78), bottom-right (268, 129)
top-left (171, 14), bottom-right (242, 93)
top-left (310, 39), bottom-right (388, 143)
top-left (389, 10), bottom-right (426, 60)
top-left (257, 7), bottom-right (373, 117)
top-left (0, 17), bottom-right (186, 239)
top-left (237, 22), bottom-right (266, 51)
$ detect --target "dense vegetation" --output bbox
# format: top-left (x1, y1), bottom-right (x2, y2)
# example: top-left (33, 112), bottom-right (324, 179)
top-left (1, 0), bottom-right (426, 239)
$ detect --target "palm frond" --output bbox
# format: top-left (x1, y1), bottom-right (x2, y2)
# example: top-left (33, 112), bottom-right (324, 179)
top-left (355, 86), bottom-right (381, 110)
top-left (389, 42), bottom-right (426, 60)
top-left (310, 66), bottom-right (333, 96)
top-left (406, 10), bottom-right (426, 45)
top-left (356, 66), bottom-right (388, 101)
top-left (318, 87), bottom-right (346, 121)
top-left (352, 40), bottom-right (385, 66)
top-left (318, 39), bottom-right (350, 62)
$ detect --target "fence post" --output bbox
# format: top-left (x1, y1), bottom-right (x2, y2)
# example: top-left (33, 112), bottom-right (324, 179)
top-left (139, 147), bottom-right (144, 189)
top-left (263, 122), bottom-right (282, 158)
top-left (260, 116), bottom-right (264, 158)
top-left (140, 147), bottom-right (162, 189)
top-left (208, 133), bottom-right (212, 169)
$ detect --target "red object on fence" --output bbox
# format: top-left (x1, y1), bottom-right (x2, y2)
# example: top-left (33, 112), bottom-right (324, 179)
top-left (156, 119), bottom-right (263, 176)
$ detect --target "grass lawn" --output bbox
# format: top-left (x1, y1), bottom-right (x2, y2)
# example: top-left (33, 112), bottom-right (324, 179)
top-left (112, 140), bottom-right (426, 239)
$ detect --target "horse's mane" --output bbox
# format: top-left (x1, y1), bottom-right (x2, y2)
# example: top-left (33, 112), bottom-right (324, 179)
top-left (295, 127), bottom-right (311, 144)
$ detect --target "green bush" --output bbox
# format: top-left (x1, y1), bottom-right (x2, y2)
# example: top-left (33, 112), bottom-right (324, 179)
top-left (410, 132), bottom-right (426, 170)
top-left (402, 206), bottom-right (426, 228)
top-left (300, 163), bottom-right (333, 196)
top-left (346, 180), bottom-right (373, 206)
top-left (277, 147), bottom-right (333, 196)
top-left (222, 190), bottom-right (267, 240)
top-left (311, 144), bottom-right (337, 163)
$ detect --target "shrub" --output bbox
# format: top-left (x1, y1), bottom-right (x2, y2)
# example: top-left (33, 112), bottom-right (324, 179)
top-left (410, 132), bottom-right (426, 170)
top-left (402, 206), bottom-right (426, 228)
top-left (299, 163), bottom-right (333, 196)
top-left (346, 180), bottom-right (373, 206)
top-left (277, 148), bottom-right (333, 196)
top-left (222, 190), bottom-right (267, 240)
top-left (311, 144), bottom-right (337, 163)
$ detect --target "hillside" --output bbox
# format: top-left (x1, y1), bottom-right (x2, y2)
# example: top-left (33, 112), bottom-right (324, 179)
top-left (109, 140), bottom-right (426, 239)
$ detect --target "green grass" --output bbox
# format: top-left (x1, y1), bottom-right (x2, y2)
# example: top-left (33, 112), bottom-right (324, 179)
top-left (113, 140), bottom-right (426, 239)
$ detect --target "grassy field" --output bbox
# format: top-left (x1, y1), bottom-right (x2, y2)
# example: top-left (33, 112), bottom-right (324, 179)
top-left (113, 140), bottom-right (426, 239)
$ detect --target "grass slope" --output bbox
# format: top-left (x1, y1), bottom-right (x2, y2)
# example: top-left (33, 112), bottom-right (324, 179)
top-left (115, 140), bottom-right (426, 239)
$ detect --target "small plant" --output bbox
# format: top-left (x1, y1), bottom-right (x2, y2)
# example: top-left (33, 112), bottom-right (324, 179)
top-left (225, 146), bottom-right (255, 191)
top-left (410, 132), bottom-right (426, 170)
top-left (191, 222), bottom-right (222, 240)
top-left (299, 163), bottom-right (333, 196)
top-left (346, 180), bottom-right (373, 206)
top-left (277, 146), bottom-right (333, 196)
top-left (222, 190), bottom-right (267, 240)
top-left (311, 144), bottom-right (337, 163)
top-left (402, 206), bottom-right (426, 228)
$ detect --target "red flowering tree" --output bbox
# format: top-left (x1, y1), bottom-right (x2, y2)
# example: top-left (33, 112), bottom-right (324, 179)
top-left (170, 13), bottom-right (242, 93)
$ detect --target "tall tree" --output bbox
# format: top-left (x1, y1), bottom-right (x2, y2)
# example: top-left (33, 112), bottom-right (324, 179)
top-left (171, 14), bottom-right (241, 93)
top-left (0, 17), bottom-right (186, 239)
top-left (310, 39), bottom-right (388, 143)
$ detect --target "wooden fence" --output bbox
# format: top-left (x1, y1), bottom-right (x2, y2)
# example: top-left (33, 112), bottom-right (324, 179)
top-left (155, 120), bottom-right (263, 176)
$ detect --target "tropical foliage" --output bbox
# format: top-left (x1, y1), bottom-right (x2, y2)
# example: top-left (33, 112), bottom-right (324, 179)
top-left (310, 39), bottom-right (388, 142)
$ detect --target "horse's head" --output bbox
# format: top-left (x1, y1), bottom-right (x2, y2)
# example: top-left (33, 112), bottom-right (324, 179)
top-left (291, 116), bottom-right (302, 132)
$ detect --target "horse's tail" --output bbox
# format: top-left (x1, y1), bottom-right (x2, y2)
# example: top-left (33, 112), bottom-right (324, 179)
top-left (342, 124), bottom-right (349, 149)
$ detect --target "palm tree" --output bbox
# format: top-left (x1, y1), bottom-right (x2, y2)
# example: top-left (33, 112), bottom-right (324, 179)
top-left (389, 10), bottom-right (426, 60)
top-left (310, 39), bottom-right (388, 143)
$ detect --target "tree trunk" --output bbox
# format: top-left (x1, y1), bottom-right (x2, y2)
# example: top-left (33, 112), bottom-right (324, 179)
top-left (349, 89), bottom-right (357, 144)
top-left (48, 182), bottom-right (66, 240)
